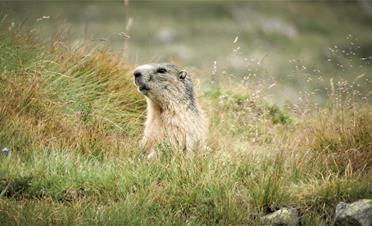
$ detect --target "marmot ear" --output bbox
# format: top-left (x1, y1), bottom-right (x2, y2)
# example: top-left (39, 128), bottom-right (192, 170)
top-left (178, 70), bottom-right (187, 80)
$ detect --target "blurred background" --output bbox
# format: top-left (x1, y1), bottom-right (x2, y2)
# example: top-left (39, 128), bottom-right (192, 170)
top-left (2, 0), bottom-right (372, 105)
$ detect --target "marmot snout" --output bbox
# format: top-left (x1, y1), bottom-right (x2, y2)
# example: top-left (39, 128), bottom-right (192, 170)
top-left (133, 63), bottom-right (208, 156)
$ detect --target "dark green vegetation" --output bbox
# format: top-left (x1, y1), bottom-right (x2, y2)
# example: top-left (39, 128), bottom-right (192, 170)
top-left (0, 3), bottom-right (372, 225)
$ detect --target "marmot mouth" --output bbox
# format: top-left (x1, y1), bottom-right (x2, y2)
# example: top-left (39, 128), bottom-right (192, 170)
top-left (139, 85), bottom-right (150, 93)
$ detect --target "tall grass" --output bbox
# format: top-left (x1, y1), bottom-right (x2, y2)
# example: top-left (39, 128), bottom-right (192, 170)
top-left (0, 24), bottom-right (146, 157)
top-left (0, 20), bottom-right (371, 225)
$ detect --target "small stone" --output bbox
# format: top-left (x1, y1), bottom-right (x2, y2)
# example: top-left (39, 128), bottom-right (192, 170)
top-left (260, 207), bottom-right (299, 226)
top-left (334, 199), bottom-right (372, 226)
top-left (1, 147), bottom-right (10, 155)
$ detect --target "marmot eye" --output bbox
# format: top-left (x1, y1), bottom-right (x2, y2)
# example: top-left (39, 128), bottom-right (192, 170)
top-left (157, 68), bottom-right (167, 73)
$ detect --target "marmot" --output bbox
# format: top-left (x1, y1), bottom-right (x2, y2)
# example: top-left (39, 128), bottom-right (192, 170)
top-left (133, 63), bottom-right (208, 156)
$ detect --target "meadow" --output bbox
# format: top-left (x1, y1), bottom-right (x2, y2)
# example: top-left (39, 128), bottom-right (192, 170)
top-left (0, 2), bottom-right (372, 226)
top-left (4, 1), bottom-right (372, 104)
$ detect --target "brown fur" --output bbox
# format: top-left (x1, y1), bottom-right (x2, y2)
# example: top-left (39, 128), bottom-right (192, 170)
top-left (133, 63), bottom-right (208, 156)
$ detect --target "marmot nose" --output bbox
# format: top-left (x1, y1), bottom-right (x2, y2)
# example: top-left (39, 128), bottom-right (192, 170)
top-left (134, 71), bottom-right (142, 78)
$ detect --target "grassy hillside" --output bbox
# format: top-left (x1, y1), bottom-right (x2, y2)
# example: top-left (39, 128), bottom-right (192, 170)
top-left (0, 21), bottom-right (371, 225)
top-left (3, 1), bottom-right (372, 104)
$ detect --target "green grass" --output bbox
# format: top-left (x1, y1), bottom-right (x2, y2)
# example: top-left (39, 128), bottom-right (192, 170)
top-left (0, 19), bottom-right (371, 225)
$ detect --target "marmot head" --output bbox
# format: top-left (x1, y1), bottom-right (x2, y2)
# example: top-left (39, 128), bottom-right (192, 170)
top-left (133, 63), bottom-right (196, 111)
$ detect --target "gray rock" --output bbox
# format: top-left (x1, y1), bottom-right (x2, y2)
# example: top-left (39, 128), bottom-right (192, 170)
top-left (1, 147), bottom-right (10, 156)
top-left (260, 208), bottom-right (299, 226)
top-left (334, 199), bottom-right (372, 226)
top-left (155, 27), bottom-right (175, 44)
